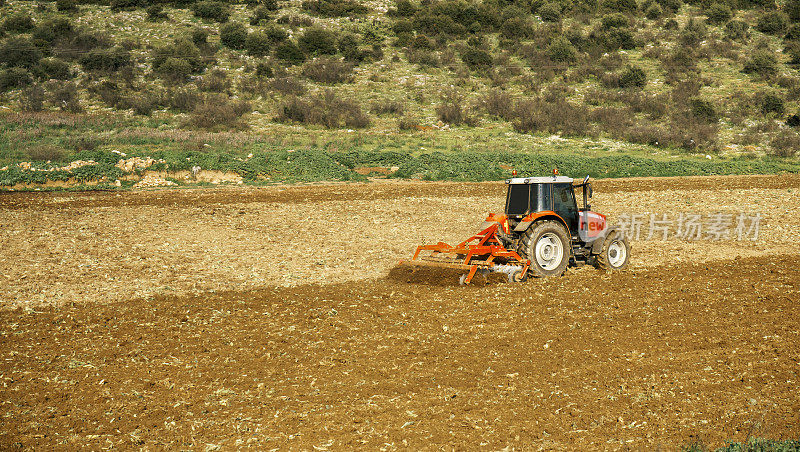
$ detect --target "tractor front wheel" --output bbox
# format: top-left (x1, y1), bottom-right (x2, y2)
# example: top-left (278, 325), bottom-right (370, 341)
top-left (595, 231), bottom-right (630, 271)
top-left (519, 221), bottom-right (570, 277)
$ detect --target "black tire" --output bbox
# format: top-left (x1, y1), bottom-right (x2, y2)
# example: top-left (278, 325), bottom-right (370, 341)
top-left (595, 231), bottom-right (630, 272)
top-left (518, 220), bottom-right (570, 278)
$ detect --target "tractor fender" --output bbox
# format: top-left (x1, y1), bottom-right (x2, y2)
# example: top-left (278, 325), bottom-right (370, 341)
top-left (590, 226), bottom-right (622, 254)
top-left (513, 211), bottom-right (570, 234)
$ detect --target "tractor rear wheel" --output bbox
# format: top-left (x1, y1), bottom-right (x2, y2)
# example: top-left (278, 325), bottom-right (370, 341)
top-left (519, 221), bottom-right (569, 277)
top-left (595, 231), bottom-right (630, 271)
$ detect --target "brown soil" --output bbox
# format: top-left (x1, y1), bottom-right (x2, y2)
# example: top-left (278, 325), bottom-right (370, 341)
top-left (1, 175), bottom-right (799, 449)
top-left (1, 255), bottom-right (798, 449)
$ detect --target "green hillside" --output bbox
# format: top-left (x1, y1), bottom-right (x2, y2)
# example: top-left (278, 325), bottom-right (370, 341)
top-left (1, 0), bottom-right (800, 186)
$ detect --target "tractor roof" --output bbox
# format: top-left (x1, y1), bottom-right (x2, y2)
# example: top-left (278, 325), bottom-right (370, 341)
top-left (505, 176), bottom-right (574, 184)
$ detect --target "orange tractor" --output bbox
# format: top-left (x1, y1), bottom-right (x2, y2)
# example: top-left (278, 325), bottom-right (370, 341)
top-left (405, 172), bottom-right (630, 284)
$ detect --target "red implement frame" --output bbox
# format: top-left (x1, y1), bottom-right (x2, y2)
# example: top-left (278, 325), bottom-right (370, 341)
top-left (408, 222), bottom-right (530, 284)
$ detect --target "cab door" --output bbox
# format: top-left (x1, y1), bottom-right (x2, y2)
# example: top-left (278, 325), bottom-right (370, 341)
top-left (552, 183), bottom-right (579, 238)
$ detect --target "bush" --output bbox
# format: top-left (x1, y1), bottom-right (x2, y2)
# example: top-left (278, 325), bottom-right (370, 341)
top-left (250, 6), bottom-right (272, 26)
top-left (680, 18), bottom-right (707, 46)
top-left (262, 0), bottom-right (279, 11)
top-left (725, 20), bottom-right (749, 40)
top-left (511, 97), bottom-right (591, 137)
top-left (406, 48), bottom-right (440, 67)
top-left (338, 33), bottom-right (363, 62)
top-left (168, 86), bottom-right (201, 112)
top-left (436, 87), bottom-right (473, 126)
top-left (56, 0), bottom-right (78, 13)
top-left (302, 0), bottom-right (369, 17)
top-left (152, 39), bottom-right (204, 76)
top-left (645, 3), bottom-right (663, 19)
top-left (787, 113), bottom-right (800, 127)
top-left (275, 41), bottom-right (307, 65)
top-left (601, 0), bottom-right (637, 12)
top-left (267, 76), bottom-right (306, 94)
top-left (246, 31), bottom-right (272, 56)
top-left (689, 98), bottom-right (718, 122)
top-left (742, 50), bottom-right (778, 76)
top-left (80, 47), bottom-right (131, 72)
top-left (756, 11), bottom-right (788, 35)
top-left (619, 65), bottom-right (647, 88)
top-left (370, 99), bottom-right (405, 115)
top-left (262, 24), bottom-right (289, 43)
top-left (47, 80), bottom-right (82, 112)
top-left (461, 47), bottom-right (493, 70)
top-left (656, 0), bottom-right (682, 12)
top-left (2, 13), bottom-right (35, 34)
top-left (111, 0), bottom-right (145, 10)
top-left (147, 5), bottom-right (169, 21)
top-left (394, 0), bottom-right (417, 16)
top-left (769, 130), bottom-right (800, 157)
top-left (193, 1), bottom-right (231, 22)
top-left (255, 61), bottom-right (273, 77)
top-left (481, 88), bottom-right (514, 119)
top-left (601, 13), bottom-right (629, 30)
top-left (32, 17), bottom-right (74, 44)
top-left (0, 37), bottom-right (42, 70)
top-left (759, 93), bottom-right (785, 115)
top-left (220, 22), bottom-right (248, 50)
top-left (0, 68), bottom-right (33, 92)
top-left (705, 4), bottom-right (732, 25)
top-left (500, 17), bottom-right (535, 39)
top-left (278, 90), bottom-right (370, 128)
top-left (192, 28), bottom-right (209, 47)
top-left (548, 37), bottom-right (577, 62)
top-left (301, 57), bottom-right (353, 83)
top-left (34, 57), bottom-right (71, 80)
top-left (298, 28), bottom-right (338, 55)
top-left (190, 94), bottom-right (252, 129)
top-left (20, 84), bottom-right (45, 112)
top-left (539, 2), bottom-right (562, 22)
top-left (198, 69), bottom-right (230, 92)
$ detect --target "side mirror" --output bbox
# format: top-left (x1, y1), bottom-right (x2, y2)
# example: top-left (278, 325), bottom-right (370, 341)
top-left (588, 186), bottom-right (593, 198)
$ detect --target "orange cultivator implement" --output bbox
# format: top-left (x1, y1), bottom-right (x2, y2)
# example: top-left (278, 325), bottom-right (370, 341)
top-left (403, 214), bottom-right (531, 285)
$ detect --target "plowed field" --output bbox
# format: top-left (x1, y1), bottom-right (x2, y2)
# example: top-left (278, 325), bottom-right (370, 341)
top-left (1, 175), bottom-right (799, 449)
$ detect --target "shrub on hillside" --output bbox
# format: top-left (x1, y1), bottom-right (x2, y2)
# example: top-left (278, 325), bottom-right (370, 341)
top-left (645, 3), bottom-right (663, 19)
top-left (20, 84), bottom-right (45, 112)
top-left (393, 0), bottom-right (417, 17)
top-left (436, 87), bottom-right (477, 126)
top-left (787, 0), bottom-right (800, 22)
top-left (2, 13), bottom-right (35, 34)
top-left (787, 113), bottom-right (800, 127)
top-left (32, 17), bottom-right (74, 44)
top-left (656, 0), bottom-right (682, 13)
top-left (298, 28), bottom-right (338, 55)
top-left (619, 65), bottom-right (647, 88)
top-left (147, 5), bottom-right (169, 21)
top-left (79, 47), bottom-right (131, 72)
top-left (689, 98), bottom-right (718, 122)
top-left (759, 92), bottom-right (785, 115)
top-left (0, 37), bottom-right (42, 68)
top-left (769, 130), bottom-right (800, 157)
top-left (275, 41), bottom-right (307, 65)
top-left (250, 6), bottom-right (272, 26)
top-left (189, 94), bottom-right (252, 129)
top-left (680, 18), bottom-right (708, 46)
top-left (742, 50), bottom-right (778, 76)
top-left (725, 20), bottom-right (749, 40)
top-left (548, 37), bottom-right (577, 62)
top-left (461, 47), bottom-right (493, 70)
top-left (198, 69), bottom-right (231, 93)
top-left (705, 3), bottom-right (732, 25)
top-left (302, 0), bottom-right (369, 17)
top-left (338, 33), bottom-right (364, 62)
top-left (168, 86), bottom-right (201, 112)
top-left (192, 28), bottom-right (209, 47)
top-left (481, 88), bottom-right (514, 119)
top-left (34, 57), bottom-right (71, 80)
top-left (0, 68), bottom-right (32, 92)
top-left (56, 0), bottom-right (78, 13)
top-left (152, 39), bottom-right (204, 78)
top-left (511, 97), bottom-right (592, 137)
top-left (500, 17), bottom-right (535, 39)
top-left (406, 48), bottom-right (440, 67)
top-left (370, 99), bottom-right (405, 115)
top-left (539, 2), bottom-right (562, 22)
top-left (756, 11), bottom-right (788, 35)
top-left (301, 57), bottom-right (353, 83)
top-left (601, 0), bottom-right (637, 12)
top-left (111, 0), bottom-right (145, 10)
top-left (220, 22), bottom-right (248, 50)
top-left (278, 90), bottom-right (370, 128)
top-left (193, 1), bottom-right (231, 22)
top-left (267, 75), bottom-right (306, 94)
top-left (246, 31), bottom-right (272, 56)
top-left (263, 24), bottom-right (289, 43)
top-left (47, 80), bottom-right (82, 112)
